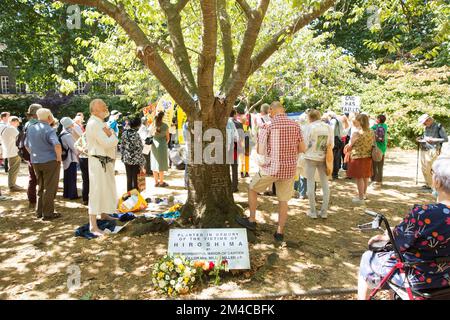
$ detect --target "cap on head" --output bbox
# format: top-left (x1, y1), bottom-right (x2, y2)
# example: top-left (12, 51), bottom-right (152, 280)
top-left (111, 110), bottom-right (121, 116)
top-left (74, 115), bottom-right (84, 123)
top-left (36, 108), bottom-right (53, 122)
top-left (27, 104), bottom-right (42, 116)
top-left (418, 114), bottom-right (430, 125)
top-left (60, 117), bottom-right (75, 129)
top-left (9, 116), bottom-right (21, 123)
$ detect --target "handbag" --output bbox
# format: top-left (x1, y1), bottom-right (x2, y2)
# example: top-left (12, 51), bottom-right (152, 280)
top-left (372, 143), bottom-right (383, 162)
top-left (325, 143), bottom-right (334, 176)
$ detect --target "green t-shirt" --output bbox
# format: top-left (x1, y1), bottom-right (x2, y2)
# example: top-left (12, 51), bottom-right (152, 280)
top-left (371, 123), bottom-right (388, 154)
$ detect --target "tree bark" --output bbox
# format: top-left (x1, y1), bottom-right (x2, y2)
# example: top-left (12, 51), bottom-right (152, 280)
top-left (181, 99), bottom-right (243, 228)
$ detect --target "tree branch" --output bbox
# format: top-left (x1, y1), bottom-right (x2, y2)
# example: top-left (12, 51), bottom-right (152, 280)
top-left (175, 0), bottom-right (190, 12)
top-left (247, 80), bottom-right (276, 113)
top-left (218, 0), bottom-right (235, 91)
top-left (250, 0), bottom-right (337, 75)
top-left (158, 0), bottom-right (198, 94)
top-left (60, 0), bottom-right (196, 115)
top-left (236, 0), bottom-right (252, 18)
top-left (224, 0), bottom-right (270, 107)
top-left (197, 0), bottom-right (218, 109)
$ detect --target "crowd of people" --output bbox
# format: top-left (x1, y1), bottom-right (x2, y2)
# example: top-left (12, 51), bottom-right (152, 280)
top-left (1, 98), bottom-right (449, 297)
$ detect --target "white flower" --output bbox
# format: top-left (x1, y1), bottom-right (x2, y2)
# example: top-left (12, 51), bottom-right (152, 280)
top-left (160, 263), bottom-right (167, 272)
top-left (170, 280), bottom-right (176, 286)
top-left (175, 283), bottom-right (182, 292)
top-left (159, 280), bottom-right (167, 288)
top-left (165, 275), bottom-right (170, 281)
top-left (174, 257), bottom-right (182, 265)
top-left (190, 277), bottom-right (195, 282)
top-left (175, 268), bottom-right (181, 273)
top-left (192, 269), bottom-right (197, 274)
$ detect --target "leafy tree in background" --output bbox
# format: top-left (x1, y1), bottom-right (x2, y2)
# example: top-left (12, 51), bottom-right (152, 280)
top-left (0, 0), bottom-right (107, 94)
top-left (314, 0), bottom-right (450, 66)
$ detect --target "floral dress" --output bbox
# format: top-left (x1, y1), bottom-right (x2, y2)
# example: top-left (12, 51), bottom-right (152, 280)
top-left (121, 128), bottom-right (146, 167)
top-left (360, 203), bottom-right (450, 290)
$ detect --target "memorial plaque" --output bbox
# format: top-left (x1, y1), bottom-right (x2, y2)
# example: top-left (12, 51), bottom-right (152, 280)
top-left (168, 228), bottom-right (250, 269)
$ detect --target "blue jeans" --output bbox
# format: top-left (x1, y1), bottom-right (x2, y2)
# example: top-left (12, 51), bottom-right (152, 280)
top-left (294, 177), bottom-right (307, 197)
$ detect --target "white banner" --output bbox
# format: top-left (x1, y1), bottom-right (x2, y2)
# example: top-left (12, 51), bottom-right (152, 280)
top-left (341, 96), bottom-right (361, 113)
top-left (168, 228), bottom-right (250, 269)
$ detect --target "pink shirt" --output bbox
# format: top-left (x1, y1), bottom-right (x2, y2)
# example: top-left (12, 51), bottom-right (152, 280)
top-left (259, 114), bottom-right (303, 179)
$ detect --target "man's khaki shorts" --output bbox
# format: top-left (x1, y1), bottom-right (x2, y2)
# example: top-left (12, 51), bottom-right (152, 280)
top-left (249, 172), bottom-right (295, 202)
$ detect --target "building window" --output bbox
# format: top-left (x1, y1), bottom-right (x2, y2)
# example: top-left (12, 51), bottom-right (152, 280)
top-left (16, 83), bottom-right (27, 94)
top-left (1, 76), bottom-right (10, 94)
top-left (75, 81), bottom-right (85, 95)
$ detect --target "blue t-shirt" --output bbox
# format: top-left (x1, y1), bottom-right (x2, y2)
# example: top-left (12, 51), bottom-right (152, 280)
top-left (108, 119), bottom-right (119, 136)
top-left (24, 121), bottom-right (60, 164)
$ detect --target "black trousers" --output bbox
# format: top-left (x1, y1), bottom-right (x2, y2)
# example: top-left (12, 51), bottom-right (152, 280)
top-left (125, 164), bottom-right (140, 192)
top-left (144, 153), bottom-right (152, 174)
top-left (79, 158), bottom-right (89, 202)
top-left (63, 162), bottom-right (79, 199)
top-left (230, 163), bottom-right (238, 192)
top-left (333, 136), bottom-right (344, 177)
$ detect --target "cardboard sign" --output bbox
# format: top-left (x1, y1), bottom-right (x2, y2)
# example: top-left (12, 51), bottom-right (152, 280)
top-left (156, 94), bottom-right (176, 128)
top-left (168, 228), bottom-right (251, 269)
top-left (341, 96), bottom-right (361, 113)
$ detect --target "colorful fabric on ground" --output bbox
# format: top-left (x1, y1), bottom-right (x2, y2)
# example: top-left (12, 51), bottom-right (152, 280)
top-left (75, 220), bottom-right (117, 239)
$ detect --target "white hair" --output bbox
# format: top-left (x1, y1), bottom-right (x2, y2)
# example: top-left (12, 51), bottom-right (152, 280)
top-left (432, 156), bottom-right (450, 193)
top-left (36, 108), bottom-right (53, 121)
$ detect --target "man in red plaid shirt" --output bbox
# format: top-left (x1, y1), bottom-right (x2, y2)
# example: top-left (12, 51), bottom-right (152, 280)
top-left (236, 101), bottom-right (306, 241)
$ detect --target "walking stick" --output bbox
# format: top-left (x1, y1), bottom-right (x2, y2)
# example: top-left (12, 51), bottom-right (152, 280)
top-left (416, 142), bottom-right (419, 185)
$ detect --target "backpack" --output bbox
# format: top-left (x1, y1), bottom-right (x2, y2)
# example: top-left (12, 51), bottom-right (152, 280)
top-left (58, 132), bottom-right (70, 161)
top-left (375, 125), bottom-right (386, 143)
top-left (16, 129), bottom-right (30, 161)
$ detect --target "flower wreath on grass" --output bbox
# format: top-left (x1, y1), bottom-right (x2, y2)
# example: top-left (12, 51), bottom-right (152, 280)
top-left (152, 254), bottom-right (230, 296)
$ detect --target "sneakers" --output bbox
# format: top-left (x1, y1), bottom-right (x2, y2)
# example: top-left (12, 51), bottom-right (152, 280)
top-left (307, 211), bottom-right (318, 219)
top-left (273, 232), bottom-right (284, 242)
top-left (235, 216), bottom-right (257, 231)
top-left (352, 197), bottom-right (365, 205)
top-left (319, 210), bottom-right (328, 219)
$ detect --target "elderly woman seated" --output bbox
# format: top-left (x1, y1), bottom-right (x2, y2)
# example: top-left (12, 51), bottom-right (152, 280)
top-left (358, 156), bottom-right (450, 300)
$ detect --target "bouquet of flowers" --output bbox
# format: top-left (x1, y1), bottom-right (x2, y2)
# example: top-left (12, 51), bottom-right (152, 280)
top-left (151, 254), bottom-right (198, 296)
top-left (194, 257), bottom-right (229, 285)
top-left (152, 255), bottom-right (230, 296)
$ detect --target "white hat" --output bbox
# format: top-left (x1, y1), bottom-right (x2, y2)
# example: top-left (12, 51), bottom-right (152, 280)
top-left (418, 114), bottom-right (430, 125)
top-left (60, 117), bottom-right (75, 129)
top-left (111, 110), bottom-right (122, 116)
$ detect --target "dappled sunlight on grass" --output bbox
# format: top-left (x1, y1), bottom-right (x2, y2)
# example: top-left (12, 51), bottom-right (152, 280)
top-left (0, 149), bottom-right (435, 299)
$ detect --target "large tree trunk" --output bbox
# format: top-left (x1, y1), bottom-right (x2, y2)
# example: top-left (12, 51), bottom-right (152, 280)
top-left (181, 99), bottom-right (243, 228)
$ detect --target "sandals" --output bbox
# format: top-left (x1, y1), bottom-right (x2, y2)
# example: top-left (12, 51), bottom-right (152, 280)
top-left (155, 182), bottom-right (169, 188)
